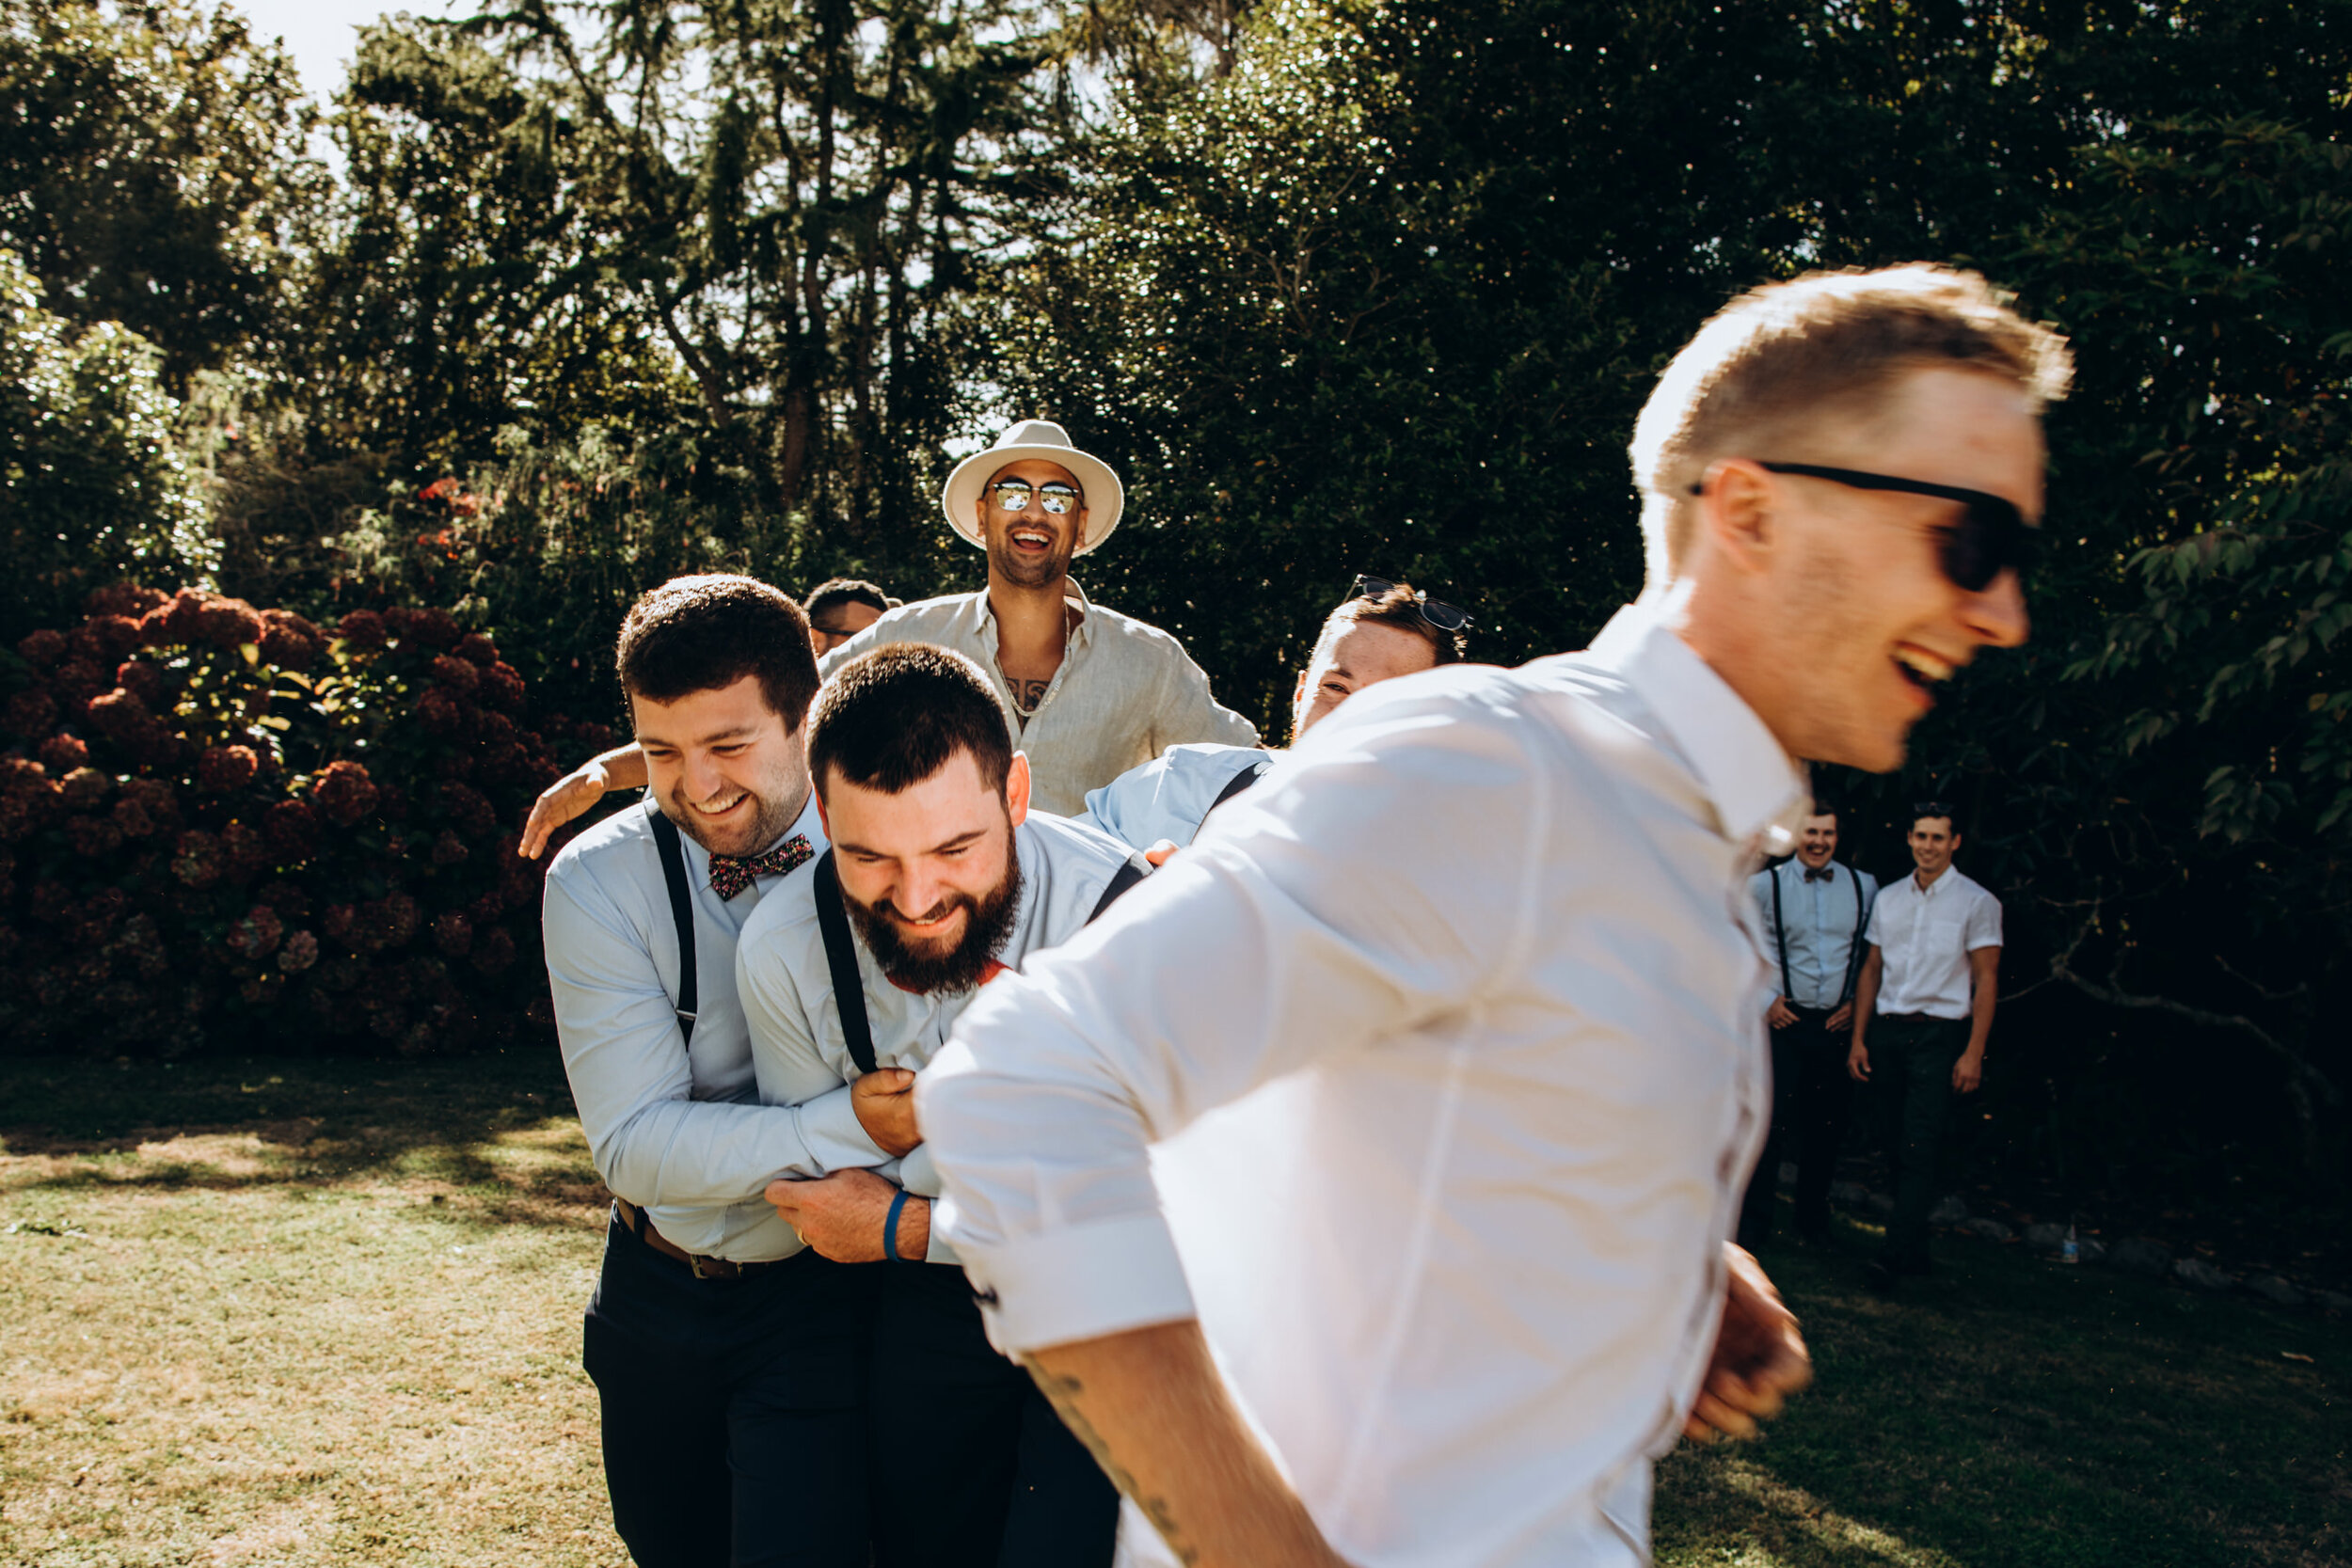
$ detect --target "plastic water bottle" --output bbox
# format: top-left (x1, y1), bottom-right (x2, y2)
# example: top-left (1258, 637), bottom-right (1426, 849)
top-left (2060, 1224), bottom-right (2080, 1265)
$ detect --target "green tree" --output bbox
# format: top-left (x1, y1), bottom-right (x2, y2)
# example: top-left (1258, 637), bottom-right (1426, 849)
top-left (0, 247), bottom-right (215, 641)
top-left (0, 0), bottom-right (326, 389)
top-left (314, 0), bottom-right (1073, 565)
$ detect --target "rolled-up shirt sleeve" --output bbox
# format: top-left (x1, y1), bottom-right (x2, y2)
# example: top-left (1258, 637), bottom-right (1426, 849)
top-left (545, 869), bottom-right (883, 1208)
top-left (918, 679), bottom-right (1546, 1354)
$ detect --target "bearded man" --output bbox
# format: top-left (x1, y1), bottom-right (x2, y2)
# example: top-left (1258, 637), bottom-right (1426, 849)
top-left (541, 575), bottom-right (910, 1568)
top-left (816, 420), bottom-right (1258, 815)
top-left (734, 642), bottom-right (1145, 1568)
top-left (516, 421), bottom-right (1257, 854)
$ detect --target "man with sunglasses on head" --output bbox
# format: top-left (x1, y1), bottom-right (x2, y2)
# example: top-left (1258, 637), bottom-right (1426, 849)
top-left (818, 420), bottom-right (1257, 816)
top-left (914, 266), bottom-right (2069, 1568)
top-left (1081, 577), bottom-right (1470, 856)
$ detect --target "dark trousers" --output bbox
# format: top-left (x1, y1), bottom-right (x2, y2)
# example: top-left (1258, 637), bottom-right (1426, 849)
top-left (1737, 1005), bottom-right (1855, 1247)
top-left (1868, 1015), bottom-right (1973, 1269)
top-left (583, 1210), bottom-right (877, 1568)
top-left (867, 1259), bottom-right (1120, 1568)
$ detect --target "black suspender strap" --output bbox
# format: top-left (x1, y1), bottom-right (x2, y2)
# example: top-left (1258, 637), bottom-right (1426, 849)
top-left (1769, 863), bottom-right (1795, 1001)
top-left (812, 849), bottom-right (881, 1076)
top-left (1840, 866), bottom-right (1869, 1003)
top-left (1208, 757), bottom-right (1270, 816)
top-left (648, 806), bottom-right (699, 1045)
top-left (1089, 859), bottom-right (1149, 922)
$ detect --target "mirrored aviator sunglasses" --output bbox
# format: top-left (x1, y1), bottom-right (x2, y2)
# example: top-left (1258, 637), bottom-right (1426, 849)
top-left (991, 481), bottom-right (1082, 515)
top-left (1689, 464), bottom-right (2039, 593)
top-left (1351, 573), bottom-right (1474, 633)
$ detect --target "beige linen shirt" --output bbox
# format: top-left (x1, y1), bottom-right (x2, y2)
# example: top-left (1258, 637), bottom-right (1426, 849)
top-left (818, 582), bottom-right (1259, 816)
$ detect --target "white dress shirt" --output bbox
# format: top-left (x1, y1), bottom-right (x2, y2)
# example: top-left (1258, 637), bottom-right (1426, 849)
top-left (734, 812), bottom-right (1145, 1260)
top-left (1080, 742), bottom-right (1270, 851)
top-left (818, 583), bottom-right (1260, 816)
top-left (1866, 866), bottom-right (2002, 1020)
top-left (543, 792), bottom-right (887, 1261)
top-left (1751, 860), bottom-right (1880, 1009)
top-left (918, 605), bottom-right (1808, 1568)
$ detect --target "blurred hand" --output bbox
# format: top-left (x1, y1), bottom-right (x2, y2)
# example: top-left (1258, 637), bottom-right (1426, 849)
top-left (1683, 1243), bottom-right (1812, 1444)
top-left (1825, 1003), bottom-right (1853, 1033)
top-left (1952, 1050), bottom-right (1983, 1094)
top-left (765, 1168), bottom-right (924, 1262)
top-left (1847, 1039), bottom-right (1871, 1083)
top-left (520, 761), bottom-right (611, 860)
top-left (1765, 998), bottom-right (1798, 1030)
top-left (853, 1068), bottom-right (919, 1156)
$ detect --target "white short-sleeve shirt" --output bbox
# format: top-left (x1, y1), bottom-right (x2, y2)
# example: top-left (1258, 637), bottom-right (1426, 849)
top-left (1865, 866), bottom-right (2002, 1020)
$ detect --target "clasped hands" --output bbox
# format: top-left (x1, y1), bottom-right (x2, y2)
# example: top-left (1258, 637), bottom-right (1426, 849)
top-left (765, 1068), bottom-right (927, 1262)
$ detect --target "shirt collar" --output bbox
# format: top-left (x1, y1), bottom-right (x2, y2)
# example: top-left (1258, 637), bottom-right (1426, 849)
top-left (1588, 603), bottom-right (1810, 856)
top-left (972, 579), bottom-right (1094, 652)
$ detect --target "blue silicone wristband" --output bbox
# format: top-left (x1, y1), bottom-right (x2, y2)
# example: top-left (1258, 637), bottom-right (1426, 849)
top-left (883, 1188), bottom-right (911, 1263)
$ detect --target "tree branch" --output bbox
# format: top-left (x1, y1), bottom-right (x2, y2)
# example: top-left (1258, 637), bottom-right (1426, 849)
top-left (2050, 960), bottom-right (2340, 1105)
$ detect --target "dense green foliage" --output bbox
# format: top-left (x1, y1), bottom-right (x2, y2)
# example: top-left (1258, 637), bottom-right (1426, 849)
top-left (0, 247), bottom-right (215, 641)
top-left (0, 0), bottom-right (2345, 1203)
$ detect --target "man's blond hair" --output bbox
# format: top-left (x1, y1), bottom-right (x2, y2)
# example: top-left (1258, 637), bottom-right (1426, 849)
top-left (1628, 265), bottom-right (2074, 585)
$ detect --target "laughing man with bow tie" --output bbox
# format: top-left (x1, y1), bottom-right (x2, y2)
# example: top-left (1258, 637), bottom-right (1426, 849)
top-left (1740, 805), bottom-right (1881, 1249)
top-left (542, 575), bottom-right (910, 1568)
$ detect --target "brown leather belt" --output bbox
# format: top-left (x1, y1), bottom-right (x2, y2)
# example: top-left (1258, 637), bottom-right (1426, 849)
top-left (612, 1197), bottom-right (799, 1281)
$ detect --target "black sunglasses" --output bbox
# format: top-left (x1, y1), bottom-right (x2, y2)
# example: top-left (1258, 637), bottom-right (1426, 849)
top-left (1351, 574), bottom-right (1474, 634)
top-left (1687, 463), bottom-right (2040, 593)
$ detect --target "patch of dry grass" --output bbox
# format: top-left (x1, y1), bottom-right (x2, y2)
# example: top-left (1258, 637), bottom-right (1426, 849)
top-left (0, 1057), bottom-right (619, 1567)
top-left (4, 1057), bottom-right (2347, 1567)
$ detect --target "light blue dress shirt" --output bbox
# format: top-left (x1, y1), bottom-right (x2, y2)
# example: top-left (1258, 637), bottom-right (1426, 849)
top-left (1079, 742), bottom-right (1271, 852)
top-left (542, 791), bottom-right (890, 1261)
top-left (735, 812), bottom-right (1144, 1264)
top-left (1748, 860), bottom-right (1879, 1010)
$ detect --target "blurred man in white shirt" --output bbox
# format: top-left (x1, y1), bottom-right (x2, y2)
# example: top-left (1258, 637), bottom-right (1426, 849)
top-left (919, 267), bottom-right (2071, 1568)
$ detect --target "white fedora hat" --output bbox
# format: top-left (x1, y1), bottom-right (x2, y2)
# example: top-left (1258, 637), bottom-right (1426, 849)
top-left (940, 420), bottom-right (1125, 557)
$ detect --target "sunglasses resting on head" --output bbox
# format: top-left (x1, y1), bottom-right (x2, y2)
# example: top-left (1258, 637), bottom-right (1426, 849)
top-left (1350, 574), bottom-right (1475, 634)
top-left (1688, 462), bottom-right (2040, 593)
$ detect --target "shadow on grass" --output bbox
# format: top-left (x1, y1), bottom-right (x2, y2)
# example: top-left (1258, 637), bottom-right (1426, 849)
top-left (0, 1052), bottom-right (607, 1228)
top-left (1655, 1212), bottom-right (2352, 1568)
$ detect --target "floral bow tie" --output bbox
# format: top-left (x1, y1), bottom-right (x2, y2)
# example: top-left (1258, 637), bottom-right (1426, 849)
top-left (708, 834), bottom-right (814, 900)
top-left (1803, 865), bottom-right (1836, 883)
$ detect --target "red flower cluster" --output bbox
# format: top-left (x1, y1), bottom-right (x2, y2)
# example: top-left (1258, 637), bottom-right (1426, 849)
top-left (0, 581), bottom-right (594, 1059)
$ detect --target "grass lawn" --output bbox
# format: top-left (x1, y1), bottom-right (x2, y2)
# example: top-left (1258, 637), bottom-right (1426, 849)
top-left (2, 1057), bottom-right (2346, 1567)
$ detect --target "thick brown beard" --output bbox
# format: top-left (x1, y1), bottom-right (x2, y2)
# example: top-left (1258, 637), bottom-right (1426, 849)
top-left (843, 848), bottom-right (1025, 995)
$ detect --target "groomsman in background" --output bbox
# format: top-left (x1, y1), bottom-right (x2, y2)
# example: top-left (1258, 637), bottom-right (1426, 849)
top-left (1740, 804), bottom-right (1878, 1248)
top-left (1849, 801), bottom-right (2003, 1291)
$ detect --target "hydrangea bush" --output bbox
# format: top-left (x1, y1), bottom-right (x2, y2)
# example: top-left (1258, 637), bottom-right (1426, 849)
top-left (0, 585), bottom-right (617, 1056)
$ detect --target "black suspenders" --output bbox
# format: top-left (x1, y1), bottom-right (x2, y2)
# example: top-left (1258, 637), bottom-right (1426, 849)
top-left (810, 844), bottom-right (1151, 1077)
top-left (648, 805), bottom-right (699, 1045)
top-left (812, 850), bottom-right (881, 1076)
top-left (1770, 863), bottom-right (1870, 1007)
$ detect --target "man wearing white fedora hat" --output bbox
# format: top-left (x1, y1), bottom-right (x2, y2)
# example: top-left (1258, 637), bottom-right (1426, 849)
top-left (516, 420), bottom-right (1258, 854)
top-left (816, 419), bottom-right (1258, 816)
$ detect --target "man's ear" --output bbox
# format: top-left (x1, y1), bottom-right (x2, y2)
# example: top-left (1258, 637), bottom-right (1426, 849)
top-left (1004, 752), bottom-right (1032, 829)
top-left (1073, 507), bottom-right (1089, 552)
top-left (1692, 459), bottom-right (1778, 577)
